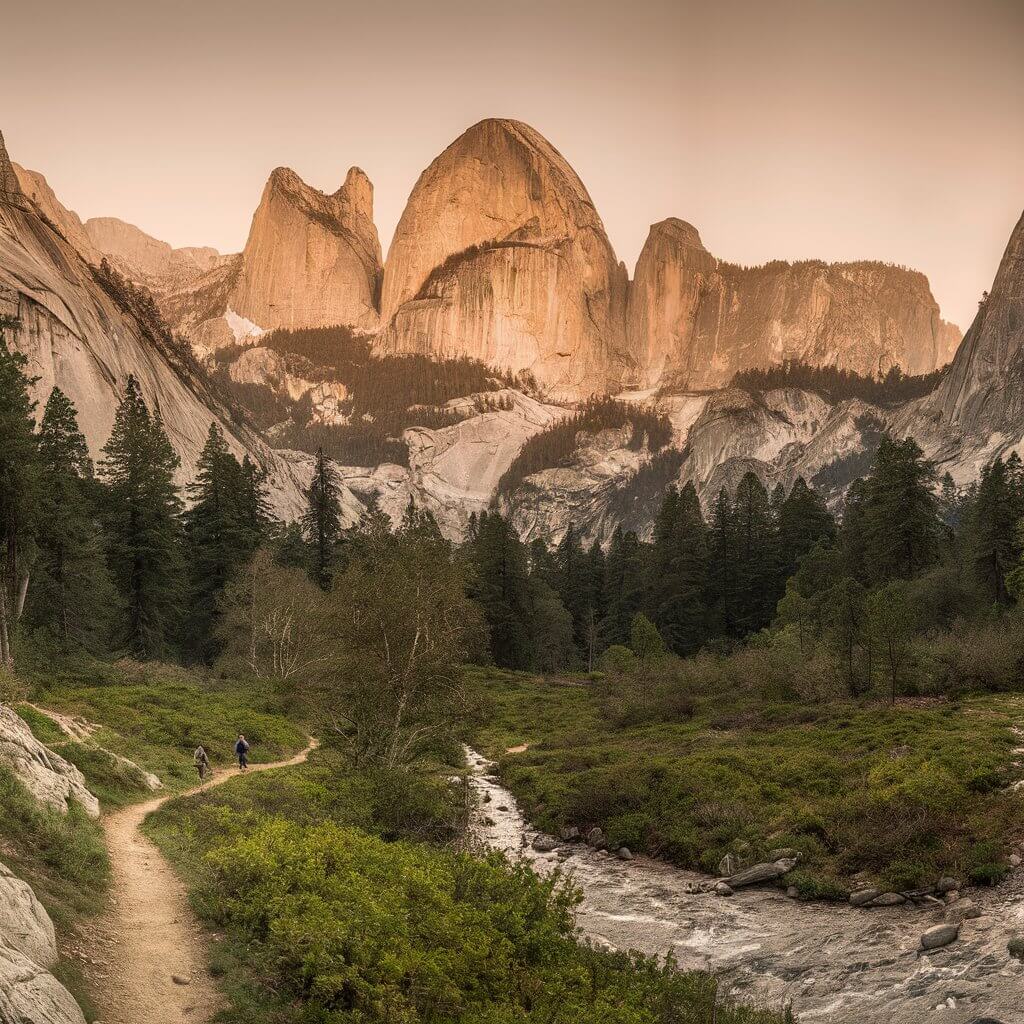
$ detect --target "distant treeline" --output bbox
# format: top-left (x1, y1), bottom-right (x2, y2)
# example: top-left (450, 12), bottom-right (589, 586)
top-left (215, 326), bottom-right (529, 466)
top-left (732, 359), bottom-right (948, 406)
top-left (498, 398), bottom-right (674, 495)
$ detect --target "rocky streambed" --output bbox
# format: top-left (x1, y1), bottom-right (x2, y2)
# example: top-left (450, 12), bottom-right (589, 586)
top-left (466, 748), bottom-right (1024, 1024)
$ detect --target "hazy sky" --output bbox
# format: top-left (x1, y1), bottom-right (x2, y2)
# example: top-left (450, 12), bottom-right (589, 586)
top-left (2, 0), bottom-right (1022, 331)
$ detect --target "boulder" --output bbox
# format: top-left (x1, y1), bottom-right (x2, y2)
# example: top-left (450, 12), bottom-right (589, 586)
top-left (920, 923), bottom-right (960, 951)
top-left (0, 861), bottom-right (57, 968)
top-left (725, 859), bottom-right (797, 889)
top-left (531, 834), bottom-right (559, 853)
top-left (559, 826), bottom-right (580, 842)
top-left (0, 942), bottom-right (86, 1024)
top-left (945, 898), bottom-right (982, 924)
top-left (850, 888), bottom-right (881, 907)
top-left (0, 706), bottom-right (98, 817)
top-left (713, 882), bottom-right (734, 897)
top-left (867, 893), bottom-right (906, 907)
top-left (935, 876), bottom-right (961, 895)
top-left (1009, 853), bottom-right (1022, 868)
top-left (616, 847), bottom-right (633, 861)
top-left (586, 827), bottom-right (606, 849)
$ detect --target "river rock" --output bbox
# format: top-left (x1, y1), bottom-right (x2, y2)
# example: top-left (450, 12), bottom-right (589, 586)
top-left (1009, 854), bottom-right (1022, 868)
top-left (559, 826), bottom-right (580, 842)
top-left (945, 898), bottom-right (982, 924)
top-left (867, 893), bottom-right (906, 907)
top-left (936, 876), bottom-right (961, 895)
top-left (0, 861), bottom-right (57, 968)
top-left (714, 882), bottom-right (734, 896)
top-left (785, 886), bottom-right (800, 899)
top-left (920, 923), bottom-right (960, 951)
top-left (725, 858), bottom-right (797, 889)
top-left (0, 941), bottom-right (87, 1024)
top-left (586, 827), bottom-right (606, 849)
top-left (850, 888), bottom-right (881, 907)
top-left (0, 705), bottom-right (99, 818)
top-left (531, 834), bottom-right (559, 853)
top-left (616, 847), bottom-right (633, 861)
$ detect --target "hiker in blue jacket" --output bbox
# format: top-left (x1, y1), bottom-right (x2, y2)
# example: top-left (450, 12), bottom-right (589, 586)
top-left (234, 734), bottom-right (250, 770)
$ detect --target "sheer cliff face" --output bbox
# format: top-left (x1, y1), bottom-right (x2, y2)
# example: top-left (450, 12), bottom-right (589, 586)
top-left (84, 217), bottom-right (226, 281)
top-left (627, 219), bottom-right (961, 389)
top-left (229, 166), bottom-right (382, 333)
top-left (378, 119), bottom-right (630, 399)
top-left (0, 130), bottom-right (309, 518)
top-left (897, 209), bottom-right (1024, 474)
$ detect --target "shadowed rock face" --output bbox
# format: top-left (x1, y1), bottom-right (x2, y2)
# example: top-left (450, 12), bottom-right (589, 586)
top-left (229, 165), bottom-right (382, 333)
top-left (0, 129), bottom-right (311, 519)
top-left (378, 118), bottom-right (630, 399)
top-left (899, 211), bottom-right (1024, 468)
top-left (627, 219), bottom-right (961, 389)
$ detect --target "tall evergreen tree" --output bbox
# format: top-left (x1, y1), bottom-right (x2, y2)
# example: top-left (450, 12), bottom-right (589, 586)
top-left (707, 489), bottom-right (738, 637)
top-left (301, 447), bottom-right (342, 589)
top-left (732, 472), bottom-right (776, 633)
top-left (862, 435), bottom-right (940, 583)
top-left (0, 327), bottom-right (40, 667)
top-left (778, 477), bottom-right (836, 579)
top-left (27, 388), bottom-right (116, 651)
top-left (971, 456), bottom-right (1024, 605)
top-left (600, 527), bottom-right (647, 648)
top-left (553, 523), bottom-right (587, 650)
top-left (100, 376), bottom-right (183, 658)
top-left (650, 483), bottom-right (709, 655)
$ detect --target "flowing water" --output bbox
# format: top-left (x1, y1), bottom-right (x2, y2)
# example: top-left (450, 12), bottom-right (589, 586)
top-left (466, 748), bottom-right (1024, 1024)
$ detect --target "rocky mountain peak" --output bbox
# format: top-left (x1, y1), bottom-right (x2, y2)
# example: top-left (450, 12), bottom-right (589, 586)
top-left (649, 218), bottom-right (707, 252)
top-left (378, 117), bottom-right (629, 398)
top-left (228, 162), bottom-right (382, 332)
top-left (0, 130), bottom-right (26, 208)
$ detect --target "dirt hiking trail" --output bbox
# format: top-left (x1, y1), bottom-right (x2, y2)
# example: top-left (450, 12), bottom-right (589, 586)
top-left (92, 738), bottom-right (318, 1024)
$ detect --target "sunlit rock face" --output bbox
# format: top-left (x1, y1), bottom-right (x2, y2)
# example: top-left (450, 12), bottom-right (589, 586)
top-left (627, 219), bottom-right (961, 389)
top-left (229, 165), bottom-right (382, 333)
top-left (84, 216), bottom-right (226, 281)
top-left (378, 118), bottom-right (630, 400)
top-left (894, 208), bottom-right (1024, 481)
top-left (0, 129), bottom-right (309, 519)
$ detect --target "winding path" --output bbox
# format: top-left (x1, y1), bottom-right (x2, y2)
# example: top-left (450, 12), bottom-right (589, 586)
top-left (91, 739), bottom-right (318, 1024)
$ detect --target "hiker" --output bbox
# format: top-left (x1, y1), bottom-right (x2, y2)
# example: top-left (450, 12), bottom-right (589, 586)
top-left (235, 734), bottom-right (250, 770)
top-left (193, 744), bottom-right (210, 782)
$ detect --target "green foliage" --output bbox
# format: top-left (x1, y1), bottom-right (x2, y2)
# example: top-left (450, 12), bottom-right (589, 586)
top-left (0, 763), bottom-right (109, 920)
top-left (300, 446), bottom-right (342, 589)
top-left (469, 666), bottom-right (1024, 896)
top-left (99, 375), bottom-right (184, 658)
top-left (629, 613), bottom-right (665, 659)
top-left (146, 759), bottom-right (788, 1024)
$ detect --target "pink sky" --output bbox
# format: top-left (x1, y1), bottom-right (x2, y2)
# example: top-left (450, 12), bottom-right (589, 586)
top-left (2, 0), bottom-right (1022, 332)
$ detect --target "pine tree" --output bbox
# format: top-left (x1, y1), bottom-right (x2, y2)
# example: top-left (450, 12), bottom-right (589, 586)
top-left (553, 523), bottom-right (587, 651)
top-left (650, 483), bottom-right (709, 656)
top-left (100, 376), bottom-right (183, 658)
top-left (28, 388), bottom-right (116, 651)
top-left (862, 435), bottom-right (939, 583)
top-left (301, 447), bottom-right (342, 589)
top-left (465, 511), bottom-right (535, 668)
top-left (971, 456), bottom-right (1024, 605)
top-left (184, 424), bottom-right (264, 661)
top-left (600, 527), bottom-right (647, 648)
top-left (732, 472), bottom-right (776, 633)
top-left (0, 328), bottom-right (40, 667)
top-left (707, 489), bottom-right (738, 637)
top-left (778, 477), bottom-right (836, 579)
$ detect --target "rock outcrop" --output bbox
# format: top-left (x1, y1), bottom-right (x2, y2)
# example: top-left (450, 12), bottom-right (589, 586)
top-left (378, 119), bottom-right (630, 399)
top-left (11, 165), bottom-right (100, 264)
top-left (896, 209), bottom-right (1024, 480)
top-left (0, 859), bottom-right (85, 1024)
top-left (0, 129), bottom-right (308, 519)
top-left (627, 219), bottom-right (961, 389)
top-left (229, 166), bottom-right (382, 333)
top-left (0, 705), bottom-right (99, 817)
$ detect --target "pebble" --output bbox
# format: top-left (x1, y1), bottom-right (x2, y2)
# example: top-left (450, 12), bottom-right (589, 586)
top-left (920, 923), bottom-right (960, 951)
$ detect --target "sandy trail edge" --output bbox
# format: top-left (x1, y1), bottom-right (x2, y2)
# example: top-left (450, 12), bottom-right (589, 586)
top-left (91, 738), bottom-right (318, 1024)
